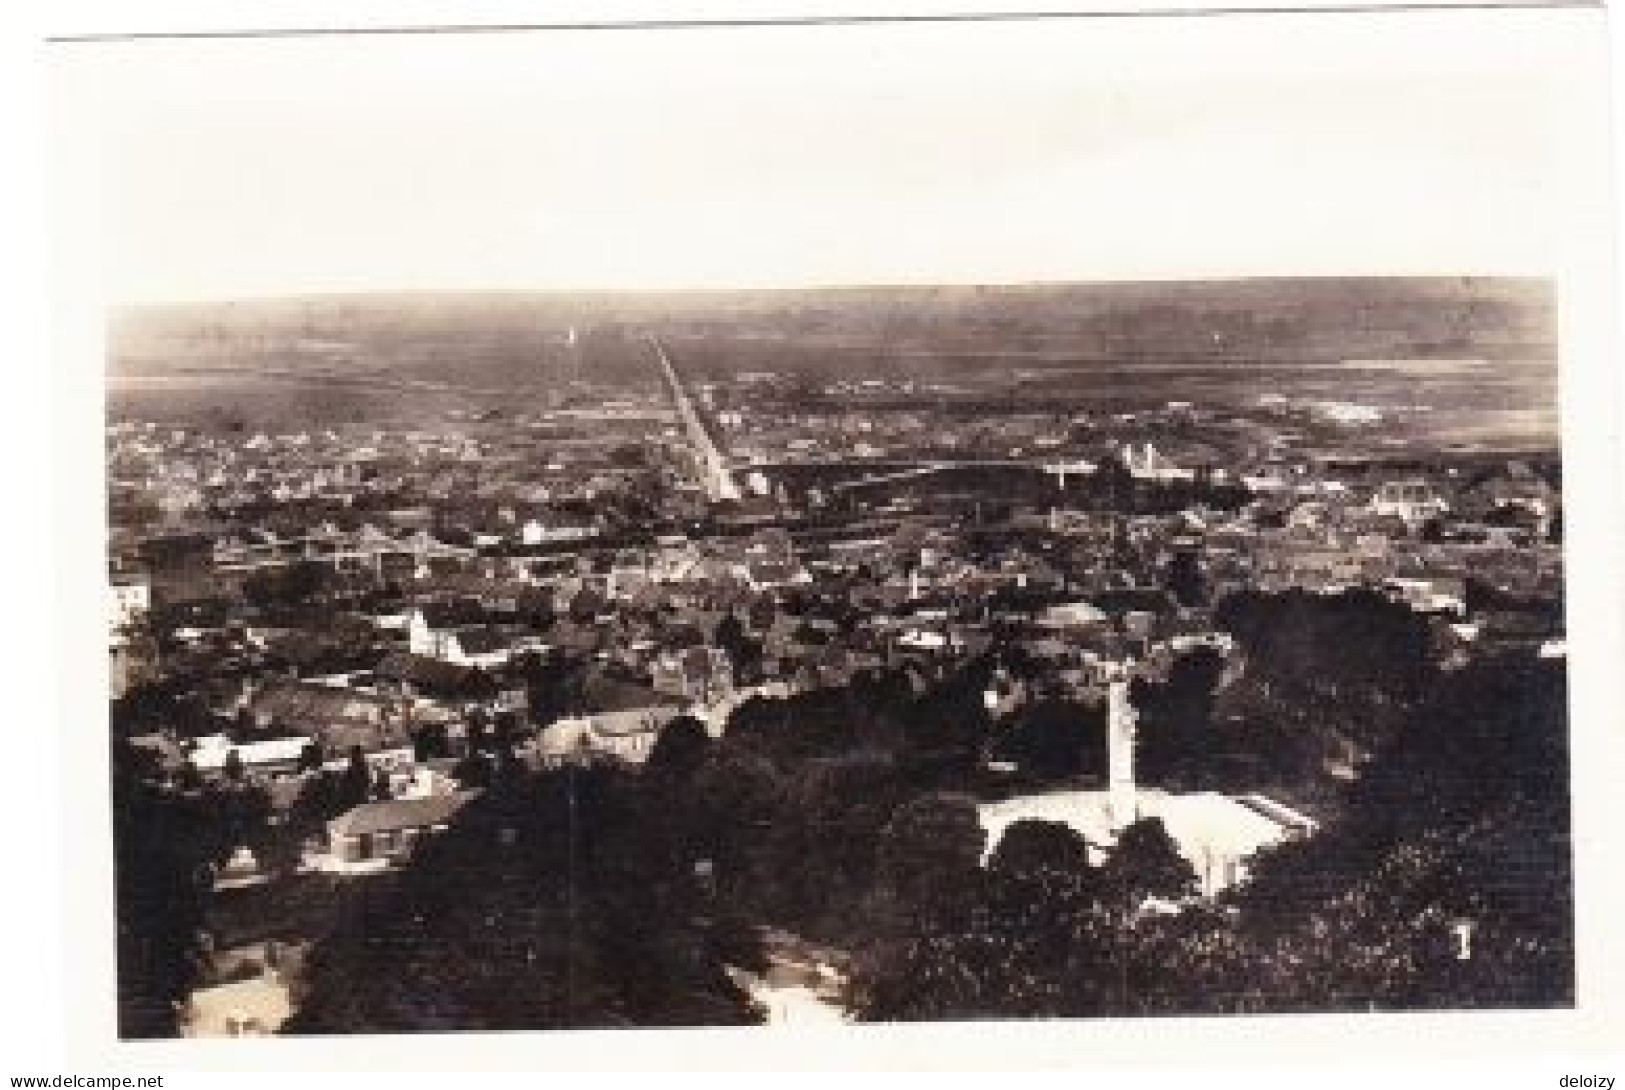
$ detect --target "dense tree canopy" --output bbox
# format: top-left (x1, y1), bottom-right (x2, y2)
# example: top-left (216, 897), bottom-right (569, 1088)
top-left (112, 740), bottom-right (230, 1037)
top-left (284, 767), bottom-right (764, 1033)
top-left (111, 579), bottom-right (1568, 1035)
top-left (847, 636), bottom-right (1571, 1020)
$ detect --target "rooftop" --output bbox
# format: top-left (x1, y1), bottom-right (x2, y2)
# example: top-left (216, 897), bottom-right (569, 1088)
top-left (328, 791), bottom-right (476, 839)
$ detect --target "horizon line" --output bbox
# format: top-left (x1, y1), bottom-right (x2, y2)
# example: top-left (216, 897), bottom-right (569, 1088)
top-left (110, 272), bottom-right (1556, 312)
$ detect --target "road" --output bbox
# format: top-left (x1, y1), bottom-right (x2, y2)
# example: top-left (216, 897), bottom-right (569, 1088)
top-left (647, 336), bottom-right (742, 502)
top-left (729, 927), bottom-right (853, 1026)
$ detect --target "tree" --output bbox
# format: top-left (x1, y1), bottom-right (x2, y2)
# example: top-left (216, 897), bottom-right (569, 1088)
top-left (464, 715), bottom-right (491, 756)
top-left (682, 753), bottom-right (788, 914)
top-left (453, 752), bottom-right (493, 790)
top-left (850, 819), bottom-right (1116, 1021)
top-left (339, 747), bottom-right (371, 810)
top-left (242, 560), bottom-right (329, 610)
top-left (876, 792), bottom-right (986, 904)
top-left (296, 741), bottom-right (325, 774)
top-left (746, 595), bottom-right (778, 634)
top-left (1133, 646), bottom-right (1224, 788)
top-left (714, 612), bottom-right (749, 666)
top-left (285, 766), bottom-right (763, 1033)
top-left (1212, 588), bottom-right (1438, 791)
top-left (991, 697), bottom-right (1106, 781)
top-left (111, 740), bottom-right (210, 1038)
top-left (1207, 652), bottom-right (1572, 1014)
top-left (1101, 817), bottom-right (1198, 903)
top-left (1163, 548), bottom-right (1207, 608)
top-left (987, 818), bottom-right (1094, 879)
top-left (411, 722), bottom-right (450, 762)
top-left (1482, 503), bottom-right (1540, 531)
top-left (517, 587), bottom-right (556, 632)
top-left (645, 716), bottom-right (711, 781)
top-left (517, 650), bottom-right (583, 727)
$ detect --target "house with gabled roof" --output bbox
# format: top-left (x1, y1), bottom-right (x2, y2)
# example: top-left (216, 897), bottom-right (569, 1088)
top-left (373, 651), bottom-right (487, 702)
top-left (407, 599), bottom-right (519, 663)
top-left (245, 678), bottom-right (411, 757)
top-left (321, 791), bottom-right (477, 874)
top-left (188, 734), bottom-right (313, 780)
top-left (440, 626), bottom-right (523, 669)
top-left (536, 673), bottom-right (686, 767)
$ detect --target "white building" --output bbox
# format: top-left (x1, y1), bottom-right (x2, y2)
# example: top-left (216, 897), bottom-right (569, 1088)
top-left (189, 735), bottom-right (313, 779)
top-left (1369, 479), bottom-right (1450, 528)
top-left (181, 974), bottom-right (291, 1037)
top-left (520, 518), bottom-right (598, 546)
top-left (1122, 442), bottom-right (1196, 483)
top-left (108, 572), bottom-right (151, 644)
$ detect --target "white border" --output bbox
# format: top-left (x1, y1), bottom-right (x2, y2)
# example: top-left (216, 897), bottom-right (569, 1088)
top-left (9, 0), bottom-right (1623, 1077)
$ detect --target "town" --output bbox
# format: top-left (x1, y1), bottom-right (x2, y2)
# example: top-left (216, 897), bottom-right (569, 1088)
top-left (107, 306), bottom-right (1570, 1036)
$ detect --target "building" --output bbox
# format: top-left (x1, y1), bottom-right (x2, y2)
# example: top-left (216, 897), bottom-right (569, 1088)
top-left (246, 679), bottom-right (411, 756)
top-left (108, 568), bottom-right (151, 625)
top-left (373, 651), bottom-right (486, 702)
top-left (322, 791), bottom-right (475, 874)
top-left (651, 645), bottom-right (735, 706)
top-left (407, 601), bottom-right (489, 658)
top-left (440, 627), bottom-right (519, 669)
top-left (180, 974), bottom-right (291, 1038)
top-left (190, 734), bottom-right (313, 780)
top-left (536, 675), bottom-right (687, 766)
top-left (1369, 478), bottom-right (1450, 529)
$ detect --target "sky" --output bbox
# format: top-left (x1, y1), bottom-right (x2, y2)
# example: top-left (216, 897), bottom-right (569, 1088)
top-left (50, 8), bottom-right (1600, 304)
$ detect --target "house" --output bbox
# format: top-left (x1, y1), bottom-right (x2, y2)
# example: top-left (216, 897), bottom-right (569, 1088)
top-left (373, 651), bottom-right (485, 702)
top-left (734, 559), bottom-right (813, 594)
top-left (1461, 462), bottom-right (1558, 535)
top-left (1369, 478), bottom-right (1450, 529)
top-left (407, 600), bottom-right (489, 658)
top-left (441, 626), bottom-right (520, 669)
top-left (896, 625), bottom-right (953, 653)
top-left (322, 791), bottom-right (476, 874)
top-left (180, 973), bottom-right (291, 1037)
top-left (1035, 601), bottom-right (1110, 631)
top-left (110, 633), bottom-right (161, 701)
top-left (108, 569), bottom-right (151, 642)
top-left (651, 645), bottom-right (735, 705)
top-left (536, 675), bottom-right (686, 766)
top-left (1383, 575), bottom-right (1468, 617)
top-left (519, 514), bottom-right (598, 546)
top-left (650, 538), bottom-right (707, 583)
top-left (246, 678), bottom-right (411, 756)
top-left (189, 735), bottom-right (313, 780)
top-left (126, 732), bottom-right (189, 776)
top-left (1122, 441), bottom-right (1196, 483)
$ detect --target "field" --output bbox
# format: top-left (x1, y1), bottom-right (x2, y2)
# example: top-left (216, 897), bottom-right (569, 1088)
top-left (108, 277), bottom-right (1558, 448)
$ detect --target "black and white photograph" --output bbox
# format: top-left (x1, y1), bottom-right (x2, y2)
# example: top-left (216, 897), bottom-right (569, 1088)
top-left (32, 0), bottom-right (1625, 1072)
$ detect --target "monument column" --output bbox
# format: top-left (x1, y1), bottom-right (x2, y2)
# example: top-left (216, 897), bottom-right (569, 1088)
top-left (1107, 660), bottom-right (1139, 829)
